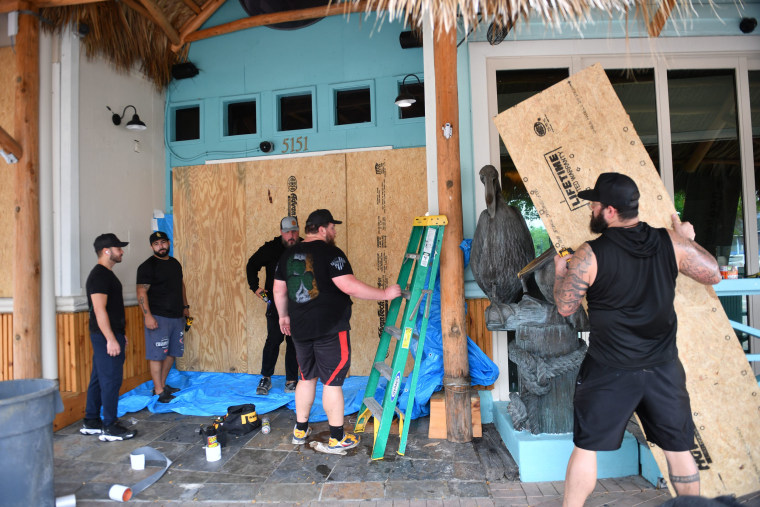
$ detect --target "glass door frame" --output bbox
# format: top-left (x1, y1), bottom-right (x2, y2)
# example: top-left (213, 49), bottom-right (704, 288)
top-left (469, 36), bottom-right (760, 340)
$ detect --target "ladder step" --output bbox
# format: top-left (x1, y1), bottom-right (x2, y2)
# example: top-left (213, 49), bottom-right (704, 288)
top-left (404, 252), bottom-right (420, 260)
top-left (384, 325), bottom-right (419, 343)
top-left (385, 325), bottom-right (401, 339)
top-left (374, 362), bottom-right (392, 381)
top-left (363, 397), bottom-right (384, 421)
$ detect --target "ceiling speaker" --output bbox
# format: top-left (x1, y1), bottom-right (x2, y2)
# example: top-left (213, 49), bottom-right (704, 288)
top-left (172, 62), bottom-right (199, 80)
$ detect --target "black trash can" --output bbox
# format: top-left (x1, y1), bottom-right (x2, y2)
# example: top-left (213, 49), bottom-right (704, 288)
top-left (0, 379), bottom-right (63, 507)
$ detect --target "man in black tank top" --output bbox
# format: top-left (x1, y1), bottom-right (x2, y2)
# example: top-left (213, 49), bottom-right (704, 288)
top-left (553, 173), bottom-right (721, 506)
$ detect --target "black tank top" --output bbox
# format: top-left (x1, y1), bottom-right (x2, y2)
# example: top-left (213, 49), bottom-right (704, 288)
top-left (586, 223), bottom-right (679, 369)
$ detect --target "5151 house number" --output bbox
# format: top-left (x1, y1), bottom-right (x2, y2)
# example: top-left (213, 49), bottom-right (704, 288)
top-left (281, 136), bottom-right (308, 154)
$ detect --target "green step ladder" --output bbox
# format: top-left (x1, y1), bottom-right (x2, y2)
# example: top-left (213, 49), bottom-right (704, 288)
top-left (355, 214), bottom-right (447, 460)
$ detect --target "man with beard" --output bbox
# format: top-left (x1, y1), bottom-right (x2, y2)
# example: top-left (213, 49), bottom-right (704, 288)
top-left (247, 216), bottom-right (301, 395)
top-left (80, 233), bottom-right (136, 441)
top-left (273, 209), bottom-right (401, 451)
top-left (137, 231), bottom-right (190, 403)
top-left (553, 172), bottom-right (721, 506)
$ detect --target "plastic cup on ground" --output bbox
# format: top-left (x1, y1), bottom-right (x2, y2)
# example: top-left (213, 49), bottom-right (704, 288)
top-left (206, 444), bottom-right (221, 462)
top-left (130, 452), bottom-right (145, 470)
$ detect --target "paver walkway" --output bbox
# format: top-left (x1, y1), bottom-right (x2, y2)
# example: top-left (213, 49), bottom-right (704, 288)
top-left (53, 406), bottom-right (760, 506)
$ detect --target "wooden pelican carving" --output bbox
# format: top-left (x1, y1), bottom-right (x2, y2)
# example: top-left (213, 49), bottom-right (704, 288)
top-left (471, 165), bottom-right (535, 325)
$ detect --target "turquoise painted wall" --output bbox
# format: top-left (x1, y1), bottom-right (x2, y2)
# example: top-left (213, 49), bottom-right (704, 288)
top-left (165, 2), bottom-right (426, 177)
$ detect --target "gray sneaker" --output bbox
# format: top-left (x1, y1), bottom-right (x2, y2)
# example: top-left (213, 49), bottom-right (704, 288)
top-left (257, 376), bottom-right (272, 395)
top-left (284, 380), bottom-right (297, 393)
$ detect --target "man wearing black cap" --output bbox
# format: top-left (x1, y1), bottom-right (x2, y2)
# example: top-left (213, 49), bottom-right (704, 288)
top-left (246, 216), bottom-right (301, 396)
top-left (136, 231), bottom-right (190, 404)
top-left (273, 209), bottom-right (401, 451)
top-left (80, 233), bottom-right (136, 441)
top-left (552, 172), bottom-right (721, 506)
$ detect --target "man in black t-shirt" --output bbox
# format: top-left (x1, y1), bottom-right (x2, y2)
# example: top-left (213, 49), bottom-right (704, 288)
top-left (246, 216), bottom-right (301, 396)
top-left (274, 209), bottom-right (401, 452)
top-left (137, 231), bottom-right (190, 403)
top-left (80, 233), bottom-right (136, 442)
top-left (553, 173), bottom-right (721, 506)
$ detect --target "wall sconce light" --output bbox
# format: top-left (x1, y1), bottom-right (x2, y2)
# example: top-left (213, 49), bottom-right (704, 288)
top-left (107, 105), bottom-right (147, 131)
top-left (395, 74), bottom-right (421, 108)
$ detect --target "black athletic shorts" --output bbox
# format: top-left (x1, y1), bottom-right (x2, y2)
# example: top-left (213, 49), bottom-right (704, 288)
top-left (573, 354), bottom-right (694, 452)
top-left (292, 330), bottom-right (351, 386)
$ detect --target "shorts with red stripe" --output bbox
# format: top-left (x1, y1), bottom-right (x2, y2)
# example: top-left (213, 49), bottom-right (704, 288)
top-left (292, 330), bottom-right (351, 386)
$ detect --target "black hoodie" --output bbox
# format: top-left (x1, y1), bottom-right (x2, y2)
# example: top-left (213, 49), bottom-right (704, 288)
top-left (585, 222), bottom-right (679, 369)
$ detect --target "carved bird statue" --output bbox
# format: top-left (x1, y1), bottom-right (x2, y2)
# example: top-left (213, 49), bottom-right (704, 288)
top-left (471, 165), bottom-right (535, 323)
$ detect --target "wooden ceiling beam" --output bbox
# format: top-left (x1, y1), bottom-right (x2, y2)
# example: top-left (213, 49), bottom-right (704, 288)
top-left (184, 0), bottom-right (369, 44)
top-left (34, 0), bottom-right (105, 7)
top-left (647, 0), bottom-right (676, 37)
top-left (134, 0), bottom-right (180, 46)
top-left (0, 0), bottom-right (30, 14)
top-left (119, 0), bottom-right (152, 26)
top-left (181, 0), bottom-right (201, 15)
top-left (171, 0), bottom-right (225, 53)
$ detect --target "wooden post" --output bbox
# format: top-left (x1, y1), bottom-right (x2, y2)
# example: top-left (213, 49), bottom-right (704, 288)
top-left (13, 6), bottom-right (42, 379)
top-left (434, 26), bottom-right (472, 443)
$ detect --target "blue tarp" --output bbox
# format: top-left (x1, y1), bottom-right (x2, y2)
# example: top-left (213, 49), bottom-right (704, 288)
top-left (117, 238), bottom-right (499, 421)
top-left (117, 369), bottom-right (369, 421)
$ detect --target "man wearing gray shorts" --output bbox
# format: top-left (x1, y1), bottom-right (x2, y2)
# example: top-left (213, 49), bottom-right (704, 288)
top-left (137, 231), bottom-right (191, 403)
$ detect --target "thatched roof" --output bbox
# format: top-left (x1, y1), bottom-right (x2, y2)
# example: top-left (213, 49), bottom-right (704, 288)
top-left (18, 0), bottom-right (685, 90)
top-left (41, 1), bottom-right (196, 89)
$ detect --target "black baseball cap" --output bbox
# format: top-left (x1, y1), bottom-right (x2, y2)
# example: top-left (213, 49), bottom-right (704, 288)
top-left (306, 209), bottom-right (342, 228)
top-left (93, 233), bottom-right (129, 252)
top-left (149, 231), bottom-right (169, 245)
top-left (577, 172), bottom-right (640, 211)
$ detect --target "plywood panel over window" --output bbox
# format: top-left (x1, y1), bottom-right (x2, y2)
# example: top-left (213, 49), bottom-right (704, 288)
top-left (173, 163), bottom-right (248, 373)
top-left (243, 155), bottom-right (347, 376)
top-left (0, 47), bottom-right (17, 297)
top-left (346, 148), bottom-right (428, 372)
top-left (173, 148), bottom-right (427, 375)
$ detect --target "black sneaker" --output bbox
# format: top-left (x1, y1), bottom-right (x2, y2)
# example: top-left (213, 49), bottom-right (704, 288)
top-left (157, 390), bottom-right (176, 403)
top-left (79, 418), bottom-right (103, 435)
top-left (99, 423), bottom-right (136, 442)
top-left (284, 380), bottom-right (297, 393)
top-left (256, 376), bottom-right (272, 395)
top-left (164, 384), bottom-right (180, 395)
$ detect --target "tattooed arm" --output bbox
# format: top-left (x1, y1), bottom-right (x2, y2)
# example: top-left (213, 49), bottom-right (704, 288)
top-left (668, 213), bottom-right (721, 286)
top-left (553, 243), bottom-right (597, 317)
top-left (136, 283), bottom-right (158, 330)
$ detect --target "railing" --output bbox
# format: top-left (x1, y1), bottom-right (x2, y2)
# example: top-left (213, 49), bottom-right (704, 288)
top-left (713, 279), bottom-right (760, 368)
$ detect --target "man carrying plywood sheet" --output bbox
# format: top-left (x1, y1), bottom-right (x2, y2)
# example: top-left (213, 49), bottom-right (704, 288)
top-left (495, 64), bottom-right (760, 499)
top-left (553, 173), bottom-right (721, 506)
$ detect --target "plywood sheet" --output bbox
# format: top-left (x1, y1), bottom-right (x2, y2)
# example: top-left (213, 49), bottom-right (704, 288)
top-left (173, 163), bottom-right (248, 373)
top-left (0, 47), bottom-right (16, 297)
top-left (494, 64), bottom-right (760, 496)
top-left (346, 148), bottom-right (427, 374)
top-left (242, 155), bottom-right (346, 376)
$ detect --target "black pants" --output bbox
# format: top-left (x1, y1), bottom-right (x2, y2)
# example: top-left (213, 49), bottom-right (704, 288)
top-left (261, 311), bottom-right (298, 381)
top-left (84, 332), bottom-right (126, 426)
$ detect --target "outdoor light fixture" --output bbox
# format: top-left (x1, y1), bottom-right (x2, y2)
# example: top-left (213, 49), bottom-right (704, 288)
top-left (107, 105), bottom-right (147, 131)
top-left (395, 74), bottom-right (421, 108)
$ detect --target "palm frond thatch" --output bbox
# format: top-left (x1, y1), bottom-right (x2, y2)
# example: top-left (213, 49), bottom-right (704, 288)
top-left (41, 1), bottom-right (195, 90)
top-left (355, 0), bottom-right (675, 33)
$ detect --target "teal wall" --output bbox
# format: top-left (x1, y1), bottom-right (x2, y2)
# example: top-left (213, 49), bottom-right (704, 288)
top-left (165, 2), bottom-right (426, 181)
